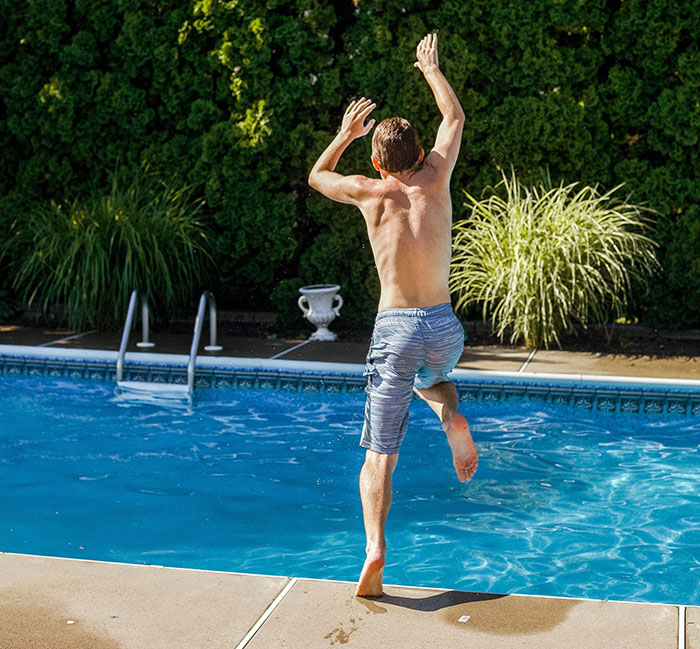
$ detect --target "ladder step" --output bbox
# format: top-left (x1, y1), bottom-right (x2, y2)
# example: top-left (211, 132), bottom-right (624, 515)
top-left (116, 381), bottom-right (191, 398)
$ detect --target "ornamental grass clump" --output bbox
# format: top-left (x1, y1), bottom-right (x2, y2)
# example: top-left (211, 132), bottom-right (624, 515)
top-left (450, 170), bottom-right (659, 349)
top-left (5, 167), bottom-right (212, 330)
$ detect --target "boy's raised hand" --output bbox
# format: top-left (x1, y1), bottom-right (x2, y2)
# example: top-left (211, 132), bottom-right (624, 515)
top-left (340, 97), bottom-right (376, 139)
top-left (414, 33), bottom-right (439, 74)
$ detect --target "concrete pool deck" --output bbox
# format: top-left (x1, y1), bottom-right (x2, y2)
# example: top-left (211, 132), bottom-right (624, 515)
top-left (0, 553), bottom-right (692, 649)
top-left (1, 324), bottom-right (699, 648)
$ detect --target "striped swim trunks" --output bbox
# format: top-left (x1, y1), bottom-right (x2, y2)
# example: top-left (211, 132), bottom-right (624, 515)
top-left (360, 303), bottom-right (465, 454)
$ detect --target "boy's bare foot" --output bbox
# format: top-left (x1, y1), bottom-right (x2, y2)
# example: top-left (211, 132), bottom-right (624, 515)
top-left (445, 412), bottom-right (478, 482)
top-left (355, 543), bottom-right (385, 597)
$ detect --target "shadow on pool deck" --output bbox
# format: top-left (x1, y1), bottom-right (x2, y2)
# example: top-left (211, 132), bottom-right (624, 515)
top-left (1, 327), bottom-right (699, 648)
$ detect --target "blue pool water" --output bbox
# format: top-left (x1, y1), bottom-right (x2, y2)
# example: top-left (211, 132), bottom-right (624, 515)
top-left (1, 375), bottom-right (700, 605)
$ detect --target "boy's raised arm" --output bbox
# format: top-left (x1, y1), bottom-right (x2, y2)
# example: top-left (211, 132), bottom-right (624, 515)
top-left (415, 34), bottom-right (465, 174)
top-left (308, 98), bottom-right (376, 205)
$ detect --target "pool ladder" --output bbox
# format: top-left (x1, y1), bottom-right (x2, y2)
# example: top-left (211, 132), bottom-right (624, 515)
top-left (116, 289), bottom-right (222, 397)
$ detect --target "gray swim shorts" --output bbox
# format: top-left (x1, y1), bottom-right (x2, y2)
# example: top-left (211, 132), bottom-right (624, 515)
top-left (360, 303), bottom-right (465, 454)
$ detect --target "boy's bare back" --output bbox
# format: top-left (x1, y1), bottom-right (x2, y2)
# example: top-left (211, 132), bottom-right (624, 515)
top-left (353, 160), bottom-right (453, 311)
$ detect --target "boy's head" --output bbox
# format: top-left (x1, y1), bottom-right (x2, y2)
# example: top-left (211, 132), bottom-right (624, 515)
top-left (371, 117), bottom-right (423, 173)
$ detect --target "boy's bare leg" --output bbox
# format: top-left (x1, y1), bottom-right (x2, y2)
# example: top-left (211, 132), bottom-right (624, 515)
top-left (415, 381), bottom-right (478, 482)
top-left (356, 449), bottom-right (398, 597)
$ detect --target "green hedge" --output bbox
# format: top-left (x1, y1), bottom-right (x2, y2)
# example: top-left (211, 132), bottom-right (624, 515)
top-left (1, 0), bottom-right (698, 328)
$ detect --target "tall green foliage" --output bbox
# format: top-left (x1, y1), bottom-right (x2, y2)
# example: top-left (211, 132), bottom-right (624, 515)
top-left (451, 171), bottom-right (659, 348)
top-left (0, 0), bottom-right (698, 328)
top-left (4, 167), bottom-right (211, 329)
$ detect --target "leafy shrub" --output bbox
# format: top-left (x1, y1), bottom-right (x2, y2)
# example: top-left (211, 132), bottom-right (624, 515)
top-left (450, 170), bottom-right (659, 348)
top-left (0, 0), bottom-right (698, 328)
top-left (4, 167), bottom-right (211, 330)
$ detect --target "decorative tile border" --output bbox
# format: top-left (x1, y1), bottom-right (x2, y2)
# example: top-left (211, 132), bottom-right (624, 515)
top-left (1, 354), bottom-right (699, 417)
top-left (452, 379), bottom-right (700, 416)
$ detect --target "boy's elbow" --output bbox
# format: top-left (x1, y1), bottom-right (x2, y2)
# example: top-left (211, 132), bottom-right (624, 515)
top-left (442, 106), bottom-right (465, 127)
top-left (449, 111), bottom-right (465, 135)
top-left (308, 171), bottom-right (318, 190)
top-left (441, 110), bottom-right (465, 133)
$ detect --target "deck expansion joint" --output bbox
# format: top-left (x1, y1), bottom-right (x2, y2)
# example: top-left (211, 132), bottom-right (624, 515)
top-left (518, 347), bottom-right (538, 372)
top-left (269, 339), bottom-right (311, 360)
top-left (234, 577), bottom-right (298, 649)
top-left (38, 330), bottom-right (97, 347)
top-left (679, 605), bottom-right (686, 649)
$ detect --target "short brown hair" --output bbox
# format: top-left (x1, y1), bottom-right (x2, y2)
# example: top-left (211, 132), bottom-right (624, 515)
top-left (372, 117), bottom-right (422, 172)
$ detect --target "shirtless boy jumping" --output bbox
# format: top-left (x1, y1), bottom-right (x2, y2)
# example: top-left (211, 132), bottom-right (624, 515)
top-left (308, 33), bottom-right (478, 597)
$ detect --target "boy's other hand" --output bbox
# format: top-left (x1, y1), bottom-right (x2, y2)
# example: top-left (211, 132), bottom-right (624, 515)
top-left (414, 33), bottom-right (439, 74)
top-left (340, 97), bottom-right (376, 139)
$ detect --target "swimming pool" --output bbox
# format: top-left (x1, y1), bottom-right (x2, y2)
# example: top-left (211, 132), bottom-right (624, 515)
top-left (2, 368), bottom-right (700, 606)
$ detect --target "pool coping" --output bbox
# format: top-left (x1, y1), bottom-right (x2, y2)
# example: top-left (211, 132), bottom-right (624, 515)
top-left (2, 343), bottom-right (700, 417)
top-left (1, 549), bottom-right (687, 607)
top-left (2, 342), bottom-right (700, 387)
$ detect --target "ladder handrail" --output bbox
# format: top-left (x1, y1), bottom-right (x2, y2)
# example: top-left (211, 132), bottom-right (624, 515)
top-left (117, 289), bottom-right (219, 395)
top-left (187, 291), bottom-right (222, 392)
top-left (116, 290), bottom-right (152, 383)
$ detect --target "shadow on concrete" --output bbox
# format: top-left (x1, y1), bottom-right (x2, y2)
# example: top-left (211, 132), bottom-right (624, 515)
top-left (358, 589), bottom-right (580, 635)
top-left (361, 589), bottom-right (506, 612)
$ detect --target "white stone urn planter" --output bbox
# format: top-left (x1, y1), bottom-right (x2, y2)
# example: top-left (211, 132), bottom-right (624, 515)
top-left (298, 284), bottom-right (343, 341)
